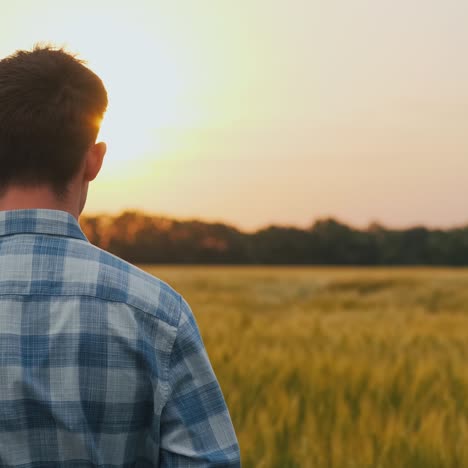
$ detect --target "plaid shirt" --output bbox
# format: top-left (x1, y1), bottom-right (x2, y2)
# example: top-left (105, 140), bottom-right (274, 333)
top-left (0, 209), bottom-right (240, 467)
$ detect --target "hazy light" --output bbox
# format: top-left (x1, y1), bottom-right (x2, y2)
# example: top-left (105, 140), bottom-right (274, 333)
top-left (1, 1), bottom-right (468, 229)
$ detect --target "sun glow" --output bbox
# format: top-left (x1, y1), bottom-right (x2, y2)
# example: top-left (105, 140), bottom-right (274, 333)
top-left (94, 44), bottom-right (187, 173)
top-left (80, 18), bottom-right (200, 176)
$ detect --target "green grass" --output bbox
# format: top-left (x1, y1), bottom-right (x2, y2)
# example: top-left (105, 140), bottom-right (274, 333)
top-left (140, 266), bottom-right (468, 468)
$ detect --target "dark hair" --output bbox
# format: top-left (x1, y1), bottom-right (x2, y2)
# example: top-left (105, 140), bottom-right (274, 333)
top-left (0, 45), bottom-right (108, 197)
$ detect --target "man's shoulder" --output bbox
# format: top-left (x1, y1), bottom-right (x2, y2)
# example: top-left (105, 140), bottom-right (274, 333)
top-left (69, 240), bottom-right (182, 328)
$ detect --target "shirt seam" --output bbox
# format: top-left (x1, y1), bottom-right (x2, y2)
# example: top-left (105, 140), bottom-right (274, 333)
top-left (161, 294), bottom-right (184, 406)
top-left (0, 232), bottom-right (88, 241)
top-left (0, 291), bottom-right (179, 328)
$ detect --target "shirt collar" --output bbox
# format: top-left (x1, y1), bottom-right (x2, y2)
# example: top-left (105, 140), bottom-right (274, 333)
top-left (0, 209), bottom-right (89, 242)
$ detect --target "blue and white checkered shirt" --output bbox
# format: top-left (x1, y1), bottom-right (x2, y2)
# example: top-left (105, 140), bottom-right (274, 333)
top-left (0, 209), bottom-right (240, 467)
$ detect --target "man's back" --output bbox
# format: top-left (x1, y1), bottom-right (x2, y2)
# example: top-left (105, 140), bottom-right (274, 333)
top-left (0, 208), bottom-right (240, 467)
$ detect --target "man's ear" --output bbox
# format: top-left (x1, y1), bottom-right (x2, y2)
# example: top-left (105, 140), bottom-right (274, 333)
top-left (84, 142), bottom-right (107, 182)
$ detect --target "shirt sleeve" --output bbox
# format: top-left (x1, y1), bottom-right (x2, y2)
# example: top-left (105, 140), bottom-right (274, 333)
top-left (159, 296), bottom-right (241, 467)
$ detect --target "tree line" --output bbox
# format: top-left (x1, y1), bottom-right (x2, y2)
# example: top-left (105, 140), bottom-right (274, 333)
top-left (79, 211), bottom-right (468, 265)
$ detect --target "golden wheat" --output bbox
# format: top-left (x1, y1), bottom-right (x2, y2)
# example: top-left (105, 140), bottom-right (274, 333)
top-left (140, 266), bottom-right (468, 468)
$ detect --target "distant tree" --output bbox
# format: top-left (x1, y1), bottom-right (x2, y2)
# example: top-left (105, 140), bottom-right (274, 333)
top-left (251, 226), bottom-right (313, 264)
top-left (80, 211), bottom-right (468, 265)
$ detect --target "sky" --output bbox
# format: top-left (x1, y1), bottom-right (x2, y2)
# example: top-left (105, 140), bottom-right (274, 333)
top-left (1, 0), bottom-right (468, 231)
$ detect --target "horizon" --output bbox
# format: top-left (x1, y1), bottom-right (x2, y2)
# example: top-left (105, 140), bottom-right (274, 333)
top-left (81, 207), bottom-right (468, 234)
top-left (2, 1), bottom-right (468, 230)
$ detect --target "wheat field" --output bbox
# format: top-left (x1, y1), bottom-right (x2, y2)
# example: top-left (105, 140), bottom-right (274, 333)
top-left (140, 266), bottom-right (468, 468)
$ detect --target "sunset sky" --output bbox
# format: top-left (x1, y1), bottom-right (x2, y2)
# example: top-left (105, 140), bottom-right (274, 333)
top-left (1, 1), bottom-right (468, 231)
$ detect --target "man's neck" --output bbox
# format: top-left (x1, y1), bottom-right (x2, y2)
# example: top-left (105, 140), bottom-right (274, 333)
top-left (0, 186), bottom-right (80, 219)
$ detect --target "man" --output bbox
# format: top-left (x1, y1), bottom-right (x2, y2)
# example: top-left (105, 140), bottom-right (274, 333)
top-left (0, 46), bottom-right (240, 467)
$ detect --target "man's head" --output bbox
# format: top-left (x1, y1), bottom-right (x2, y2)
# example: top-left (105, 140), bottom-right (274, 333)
top-left (0, 45), bottom-right (107, 216)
